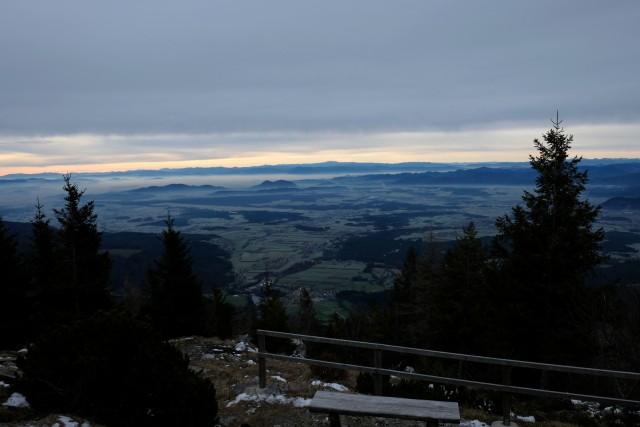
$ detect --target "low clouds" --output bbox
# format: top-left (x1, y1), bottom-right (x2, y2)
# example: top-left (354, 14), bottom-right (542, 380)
top-left (3, 123), bottom-right (638, 174)
top-left (1, 1), bottom-right (639, 173)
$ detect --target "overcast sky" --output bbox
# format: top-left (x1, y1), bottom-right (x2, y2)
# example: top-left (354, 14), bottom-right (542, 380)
top-left (1, 0), bottom-right (639, 175)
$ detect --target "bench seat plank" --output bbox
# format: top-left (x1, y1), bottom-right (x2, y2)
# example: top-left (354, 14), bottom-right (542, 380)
top-left (309, 391), bottom-right (460, 423)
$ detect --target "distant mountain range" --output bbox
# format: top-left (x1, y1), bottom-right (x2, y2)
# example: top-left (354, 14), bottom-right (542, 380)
top-left (2, 158), bottom-right (639, 181)
top-left (251, 180), bottom-right (297, 190)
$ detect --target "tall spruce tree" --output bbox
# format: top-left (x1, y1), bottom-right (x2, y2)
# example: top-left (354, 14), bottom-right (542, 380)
top-left (0, 216), bottom-right (28, 348)
top-left (206, 286), bottom-right (235, 340)
top-left (430, 222), bottom-right (491, 355)
top-left (387, 246), bottom-right (422, 347)
top-left (28, 199), bottom-right (61, 330)
top-left (492, 116), bottom-right (605, 363)
top-left (256, 272), bottom-right (293, 353)
top-left (382, 233), bottom-right (441, 349)
top-left (294, 287), bottom-right (319, 336)
top-left (53, 175), bottom-right (111, 320)
top-left (147, 214), bottom-right (205, 338)
top-left (292, 287), bottom-right (320, 357)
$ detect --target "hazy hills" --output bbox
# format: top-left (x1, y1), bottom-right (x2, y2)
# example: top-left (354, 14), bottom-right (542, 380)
top-left (3, 158), bottom-right (640, 181)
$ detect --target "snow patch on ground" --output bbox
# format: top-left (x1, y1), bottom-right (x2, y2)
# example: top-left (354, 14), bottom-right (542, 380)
top-left (226, 392), bottom-right (311, 408)
top-left (271, 375), bottom-right (287, 383)
top-left (2, 392), bottom-right (29, 408)
top-left (516, 414), bottom-right (535, 422)
top-left (460, 420), bottom-right (490, 427)
top-left (311, 380), bottom-right (348, 392)
top-left (0, 381), bottom-right (9, 388)
top-left (52, 415), bottom-right (91, 427)
top-left (572, 399), bottom-right (601, 416)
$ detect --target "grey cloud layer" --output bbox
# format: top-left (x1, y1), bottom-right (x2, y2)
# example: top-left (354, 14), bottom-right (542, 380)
top-left (1, 0), bottom-right (639, 137)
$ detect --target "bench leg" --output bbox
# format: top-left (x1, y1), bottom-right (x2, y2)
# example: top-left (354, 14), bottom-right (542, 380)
top-left (328, 413), bottom-right (341, 427)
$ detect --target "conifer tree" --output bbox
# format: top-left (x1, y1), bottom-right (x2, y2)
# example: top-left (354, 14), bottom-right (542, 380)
top-left (256, 272), bottom-right (292, 353)
top-left (294, 287), bottom-right (319, 336)
top-left (493, 116), bottom-right (605, 363)
top-left (383, 235), bottom-right (440, 349)
top-left (387, 245), bottom-right (421, 346)
top-left (206, 286), bottom-right (235, 339)
top-left (53, 174), bottom-right (111, 319)
top-left (430, 222), bottom-right (490, 355)
top-left (147, 214), bottom-right (205, 338)
top-left (0, 216), bottom-right (28, 348)
top-left (290, 287), bottom-right (320, 358)
top-left (27, 199), bottom-right (61, 330)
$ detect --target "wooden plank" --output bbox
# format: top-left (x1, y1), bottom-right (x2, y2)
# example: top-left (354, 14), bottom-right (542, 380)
top-left (308, 391), bottom-right (460, 423)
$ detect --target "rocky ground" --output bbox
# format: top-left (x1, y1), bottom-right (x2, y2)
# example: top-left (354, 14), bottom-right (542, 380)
top-left (2, 336), bottom-right (637, 426)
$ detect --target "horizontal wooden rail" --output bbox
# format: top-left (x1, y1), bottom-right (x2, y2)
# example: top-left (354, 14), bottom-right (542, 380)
top-left (258, 329), bottom-right (640, 381)
top-left (257, 329), bottom-right (640, 425)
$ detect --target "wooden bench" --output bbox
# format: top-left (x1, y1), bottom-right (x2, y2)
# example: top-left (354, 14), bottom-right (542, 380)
top-left (308, 390), bottom-right (460, 427)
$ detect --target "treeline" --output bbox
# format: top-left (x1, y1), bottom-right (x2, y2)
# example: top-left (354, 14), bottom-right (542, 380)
top-left (0, 175), bottom-right (224, 426)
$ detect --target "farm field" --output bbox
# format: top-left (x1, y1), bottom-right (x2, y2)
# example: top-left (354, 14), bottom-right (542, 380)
top-left (94, 176), bottom-right (640, 319)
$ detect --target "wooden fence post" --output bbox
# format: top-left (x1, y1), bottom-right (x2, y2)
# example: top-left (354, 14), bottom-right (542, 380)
top-left (374, 348), bottom-right (383, 396)
top-left (259, 332), bottom-right (266, 388)
top-left (502, 366), bottom-right (512, 426)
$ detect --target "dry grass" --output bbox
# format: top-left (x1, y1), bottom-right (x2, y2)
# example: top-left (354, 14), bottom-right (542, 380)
top-left (181, 337), bottom-right (461, 426)
top-left (180, 337), bottom-right (503, 426)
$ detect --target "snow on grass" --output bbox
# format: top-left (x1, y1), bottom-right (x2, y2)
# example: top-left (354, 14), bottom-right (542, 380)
top-left (310, 380), bottom-right (348, 392)
top-left (226, 392), bottom-right (311, 408)
top-left (53, 415), bottom-right (91, 427)
top-left (516, 414), bottom-right (535, 423)
top-left (292, 397), bottom-right (312, 407)
top-left (0, 381), bottom-right (9, 388)
top-left (572, 399), bottom-right (601, 416)
top-left (271, 375), bottom-right (287, 383)
top-left (2, 392), bottom-right (29, 408)
top-left (460, 420), bottom-right (490, 427)
top-left (235, 340), bottom-right (257, 353)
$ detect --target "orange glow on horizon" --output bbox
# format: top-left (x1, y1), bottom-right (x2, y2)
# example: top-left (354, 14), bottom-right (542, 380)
top-left (2, 147), bottom-right (640, 177)
top-left (1, 123), bottom-right (639, 176)
top-left (0, 151), bottom-right (532, 176)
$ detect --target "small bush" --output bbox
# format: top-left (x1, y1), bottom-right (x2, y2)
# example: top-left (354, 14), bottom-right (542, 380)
top-left (355, 372), bottom-right (391, 395)
top-left (17, 309), bottom-right (218, 426)
top-left (309, 351), bottom-right (348, 383)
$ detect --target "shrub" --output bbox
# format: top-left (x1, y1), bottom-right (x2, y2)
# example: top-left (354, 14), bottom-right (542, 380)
top-left (17, 309), bottom-right (217, 426)
top-left (309, 351), bottom-right (348, 383)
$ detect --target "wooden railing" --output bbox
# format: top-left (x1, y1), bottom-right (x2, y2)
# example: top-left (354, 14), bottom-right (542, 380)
top-left (257, 329), bottom-right (640, 426)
